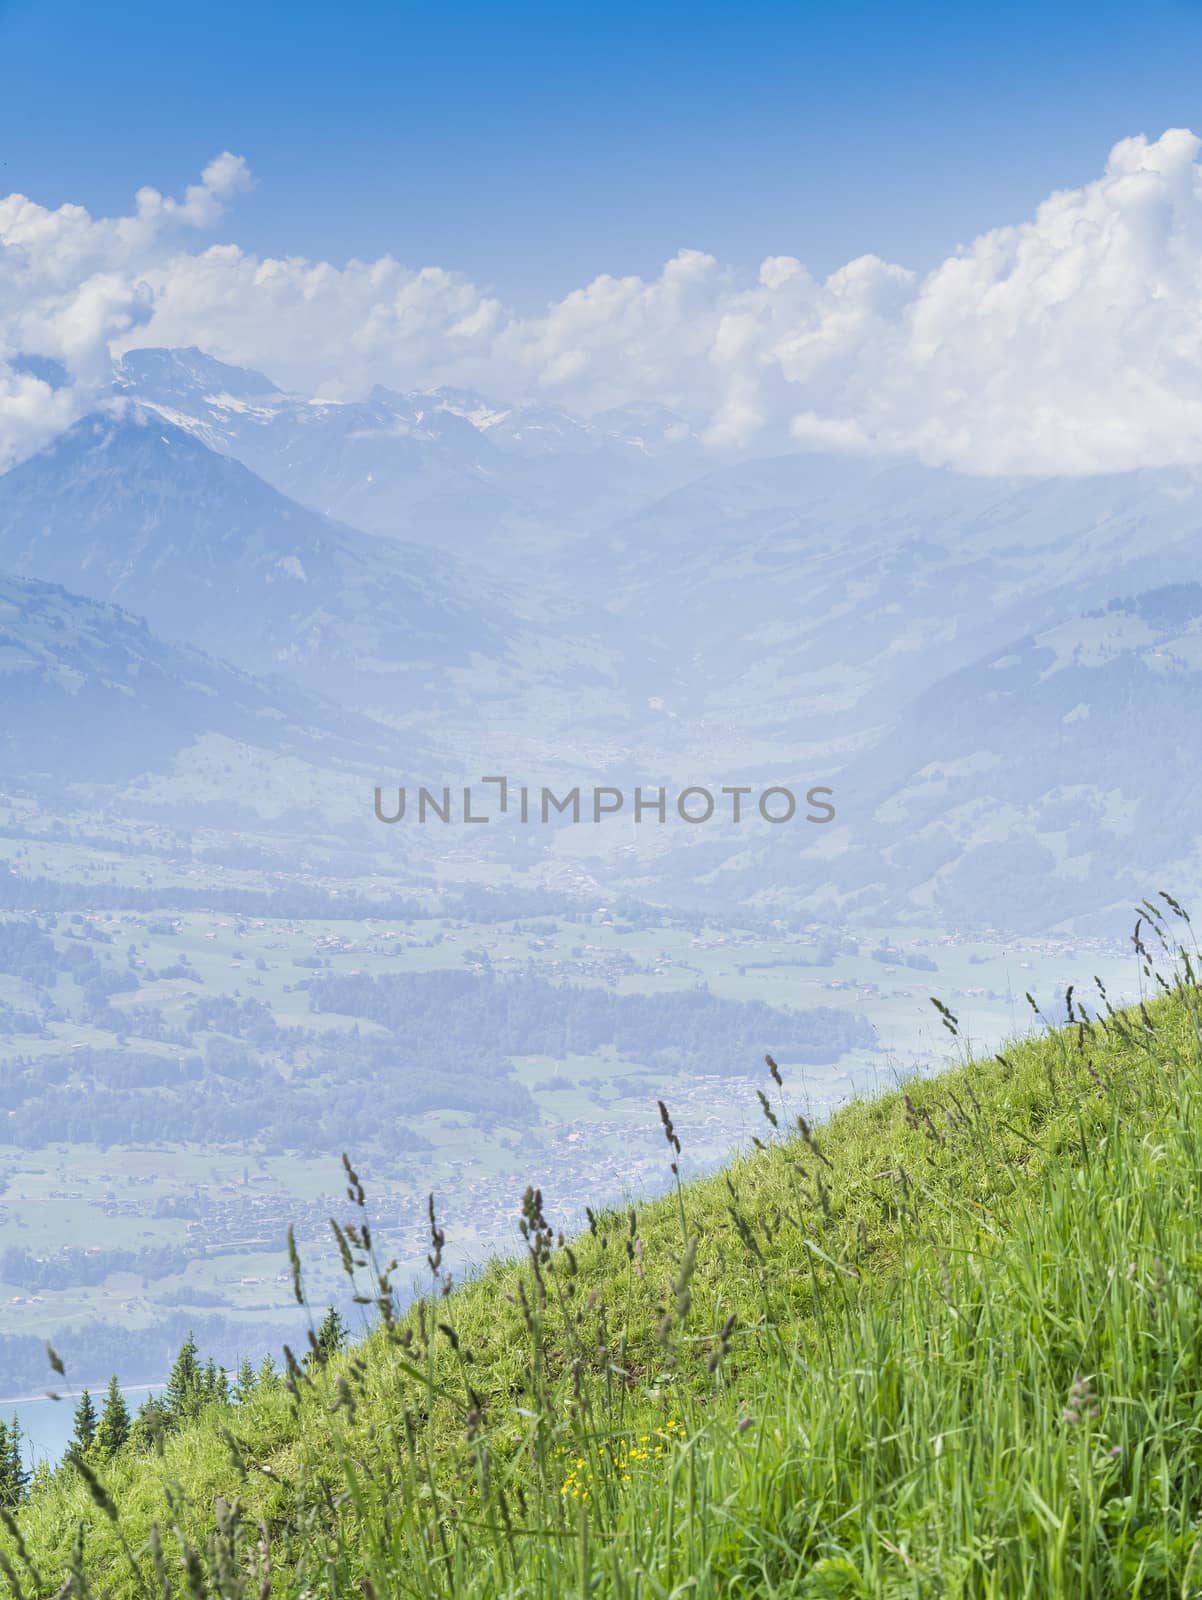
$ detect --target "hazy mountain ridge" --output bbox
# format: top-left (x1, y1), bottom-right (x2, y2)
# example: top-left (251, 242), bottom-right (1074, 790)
top-left (675, 581), bottom-right (1202, 930)
top-left (580, 454), bottom-right (1202, 746)
top-left (0, 409), bottom-right (510, 707)
top-left (0, 571), bottom-right (400, 787)
top-left (114, 347), bottom-right (706, 549)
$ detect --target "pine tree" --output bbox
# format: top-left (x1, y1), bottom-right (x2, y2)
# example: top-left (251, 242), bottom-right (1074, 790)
top-left (233, 1358), bottom-right (256, 1403)
top-left (9, 1416), bottom-right (27, 1503)
top-left (256, 1352), bottom-right (277, 1389)
top-left (67, 1388), bottom-right (98, 1461)
top-left (129, 1395), bottom-right (168, 1457)
top-left (0, 1415), bottom-right (28, 1506)
top-left (164, 1331), bottom-right (201, 1423)
top-left (308, 1306), bottom-right (349, 1368)
top-left (201, 1357), bottom-right (228, 1406)
top-left (95, 1376), bottom-right (131, 1459)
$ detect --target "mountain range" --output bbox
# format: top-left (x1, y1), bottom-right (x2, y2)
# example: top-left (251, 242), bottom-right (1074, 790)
top-left (112, 346), bottom-right (706, 553)
top-left (4, 343), bottom-right (1202, 930)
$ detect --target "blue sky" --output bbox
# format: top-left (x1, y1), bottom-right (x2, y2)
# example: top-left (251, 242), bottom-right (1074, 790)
top-left (3, 0), bottom-right (1202, 308)
top-left (4, 0), bottom-right (1202, 478)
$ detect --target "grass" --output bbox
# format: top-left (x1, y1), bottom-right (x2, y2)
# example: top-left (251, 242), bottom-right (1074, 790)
top-left (6, 899), bottom-right (1202, 1596)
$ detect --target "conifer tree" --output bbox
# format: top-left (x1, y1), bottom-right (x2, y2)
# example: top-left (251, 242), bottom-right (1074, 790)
top-left (0, 1415), bottom-right (28, 1506)
top-left (233, 1358), bottom-right (257, 1403)
top-left (164, 1331), bottom-right (201, 1422)
top-left (201, 1356), bottom-right (228, 1405)
top-left (67, 1388), bottom-right (98, 1461)
top-left (308, 1305), bottom-right (349, 1368)
top-left (95, 1376), bottom-right (131, 1458)
top-left (9, 1416), bottom-right (25, 1506)
top-left (129, 1394), bottom-right (168, 1456)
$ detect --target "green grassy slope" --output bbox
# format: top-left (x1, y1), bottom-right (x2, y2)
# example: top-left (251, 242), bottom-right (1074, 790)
top-left (11, 905), bottom-right (1202, 1597)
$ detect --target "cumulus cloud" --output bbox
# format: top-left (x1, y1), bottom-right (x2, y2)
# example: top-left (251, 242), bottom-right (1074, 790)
top-left (4, 131), bottom-right (1202, 472)
top-left (133, 152), bottom-right (252, 230)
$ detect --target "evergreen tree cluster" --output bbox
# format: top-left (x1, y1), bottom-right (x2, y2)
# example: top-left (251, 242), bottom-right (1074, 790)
top-left (0, 1309), bottom-right (347, 1511)
top-left (55, 1325), bottom-right (290, 1484)
top-left (66, 1377), bottom-right (132, 1466)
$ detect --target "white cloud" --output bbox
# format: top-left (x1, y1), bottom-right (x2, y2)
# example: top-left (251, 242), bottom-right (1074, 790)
top-left (133, 152), bottom-right (252, 230)
top-left (4, 131), bottom-right (1202, 473)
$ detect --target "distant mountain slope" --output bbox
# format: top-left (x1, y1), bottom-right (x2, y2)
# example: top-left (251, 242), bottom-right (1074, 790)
top-left (571, 577), bottom-right (1202, 932)
top-left (576, 452), bottom-right (1202, 765)
top-left (0, 573), bottom-right (395, 785)
top-left (751, 582), bottom-right (1202, 930)
top-left (0, 410), bottom-right (503, 704)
